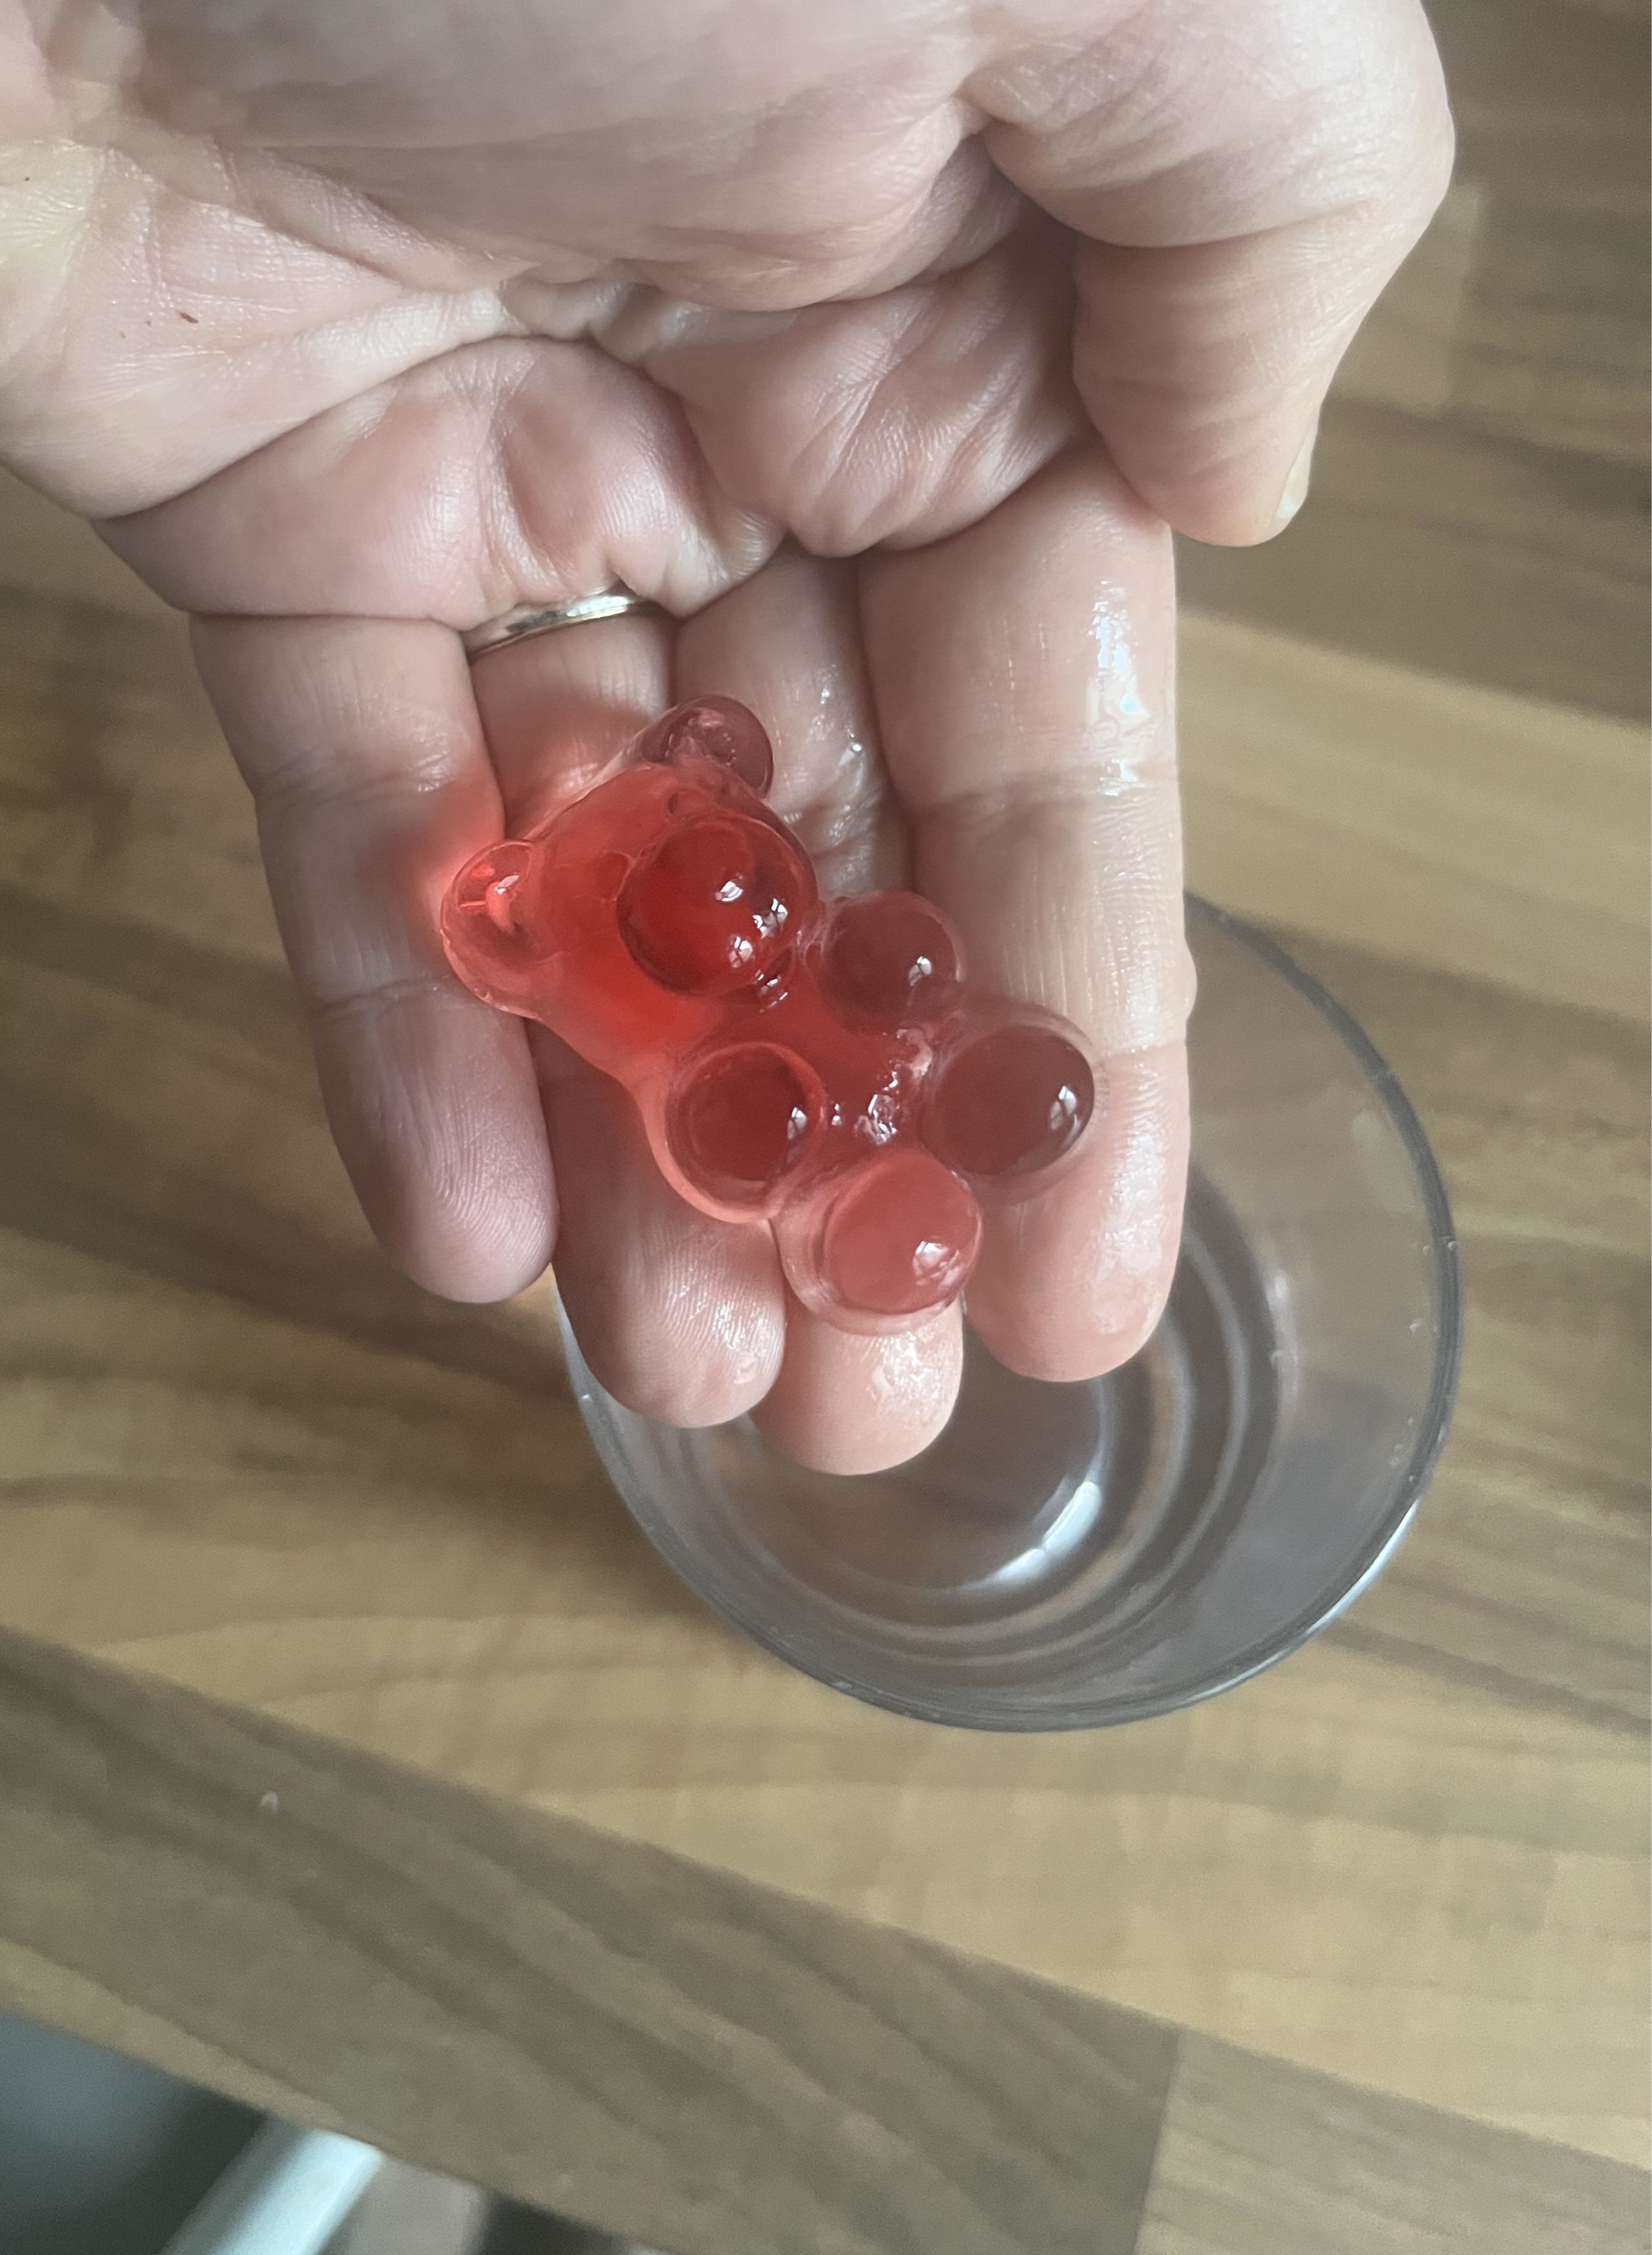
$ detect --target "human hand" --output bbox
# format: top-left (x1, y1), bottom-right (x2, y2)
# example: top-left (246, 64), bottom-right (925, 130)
top-left (0, 0), bottom-right (1451, 1470)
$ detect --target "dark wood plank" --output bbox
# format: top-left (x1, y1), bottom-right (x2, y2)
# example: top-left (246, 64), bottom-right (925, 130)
top-left (1453, 198), bottom-right (1649, 465)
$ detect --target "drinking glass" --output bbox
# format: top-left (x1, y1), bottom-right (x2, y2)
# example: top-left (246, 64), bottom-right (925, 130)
top-left (562, 900), bottom-right (1461, 1730)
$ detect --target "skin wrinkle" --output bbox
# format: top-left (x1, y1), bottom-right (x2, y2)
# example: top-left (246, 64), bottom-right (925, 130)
top-left (669, 229), bottom-right (1079, 560)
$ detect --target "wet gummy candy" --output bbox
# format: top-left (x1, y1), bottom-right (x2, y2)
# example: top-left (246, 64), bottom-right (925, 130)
top-left (442, 696), bottom-right (1095, 1330)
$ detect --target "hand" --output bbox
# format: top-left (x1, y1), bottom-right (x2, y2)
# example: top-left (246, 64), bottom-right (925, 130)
top-left (0, 0), bottom-right (1451, 1470)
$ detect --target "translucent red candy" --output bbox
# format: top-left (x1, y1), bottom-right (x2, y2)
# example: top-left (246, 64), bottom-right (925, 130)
top-left (441, 696), bottom-right (1096, 1331)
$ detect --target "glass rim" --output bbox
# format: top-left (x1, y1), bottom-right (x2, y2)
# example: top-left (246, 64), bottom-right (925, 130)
top-left (1066, 896), bottom-right (1465, 1726)
top-left (565, 898), bottom-right (1465, 1729)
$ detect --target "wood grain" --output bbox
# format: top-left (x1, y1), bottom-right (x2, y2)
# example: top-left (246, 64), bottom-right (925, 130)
top-left (0, 0), bottom-right (1647, 2238)
top-left (1429, 0), bottom-right (1648, 219)
top-left (1139, 2038), bottom-right (1651, 2255)
top-left (1180, 614), bottom-right (1648, 1019)
top-left (0, 1629), bottom-right (1181, 2255)
top-left (1, 1630), bottom-right (1645, 2255)
top-left (1176, 399), bottom-right (1649, 724)
top-left (0, 603), bottom-right (1644, 2161)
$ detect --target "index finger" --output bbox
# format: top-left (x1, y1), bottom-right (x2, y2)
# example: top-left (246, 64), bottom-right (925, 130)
top-left (861, 444), bottom-right (1192, 1381)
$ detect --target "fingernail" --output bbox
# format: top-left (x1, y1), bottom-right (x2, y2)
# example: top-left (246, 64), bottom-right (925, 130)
top-left (1273, 424), bottom-right (1318, 529)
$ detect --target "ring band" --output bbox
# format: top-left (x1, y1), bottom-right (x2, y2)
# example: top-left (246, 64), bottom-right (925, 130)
top-left (462, 587), bottom-right (662, 662)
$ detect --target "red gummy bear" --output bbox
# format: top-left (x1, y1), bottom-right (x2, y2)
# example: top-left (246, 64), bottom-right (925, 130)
top-left (442, 697), bottom-right (1096, 1331)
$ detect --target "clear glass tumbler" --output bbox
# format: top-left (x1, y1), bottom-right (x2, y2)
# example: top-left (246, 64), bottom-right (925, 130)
top-left (562, 900), bottom-right (1462, 1729)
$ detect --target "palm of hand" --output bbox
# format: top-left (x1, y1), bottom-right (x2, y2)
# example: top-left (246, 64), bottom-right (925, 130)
top-left (0, 0), bottom-right (1449, 1469)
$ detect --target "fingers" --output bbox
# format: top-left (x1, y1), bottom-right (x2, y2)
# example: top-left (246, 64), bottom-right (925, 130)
top-left (673, 546), bottom-right (904, 891)
top-left (468, 613), bottom-right (785, 1426)
top-left (751, 1306), bottom-right (965, 1477)
top-left (471, 606), bottom-right (671, 828)
top-left (974, 0), bottom-right (1454, 542)
top-left (473, 567), bottom-right (962, 1460)
top-left (959, 1049), bottom-right (1188, 1381)
top-left (104, 339), bottom-right (776, 625)
top-left (531, 1030), bottom-right (786, 1428)
top-left (677, 550), bottom-right (961, 1468)
top-left (863, 446), bottom-right (1192, 1382)
top-left (190, 615), bottom-right (556, 1301)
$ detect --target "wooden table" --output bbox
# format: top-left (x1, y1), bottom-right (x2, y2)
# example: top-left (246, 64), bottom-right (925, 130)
top-left (1, 3), bottom-right (1646, 2247)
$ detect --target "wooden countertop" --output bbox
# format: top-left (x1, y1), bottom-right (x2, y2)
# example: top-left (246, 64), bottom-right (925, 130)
top-left (0, 3), bottom-right (1646, 2247)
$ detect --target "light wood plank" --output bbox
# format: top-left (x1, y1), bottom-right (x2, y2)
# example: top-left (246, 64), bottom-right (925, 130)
top-left (1180, 614), bottom-right (1649, 1022)
top-left (1138, 2036), bottom-right (1651, 2255)
top-left (1176, 402), bottom-right (1650, 724)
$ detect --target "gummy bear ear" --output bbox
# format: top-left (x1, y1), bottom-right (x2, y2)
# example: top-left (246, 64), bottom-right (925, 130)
top-left (439, 838), bottom-right (553, 1011)
top-left (631, 696), bottom-right (774, 795)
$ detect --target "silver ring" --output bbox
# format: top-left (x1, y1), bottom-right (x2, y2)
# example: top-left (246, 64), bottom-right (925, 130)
top-left (462, 587), bottom-right (662, 662)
